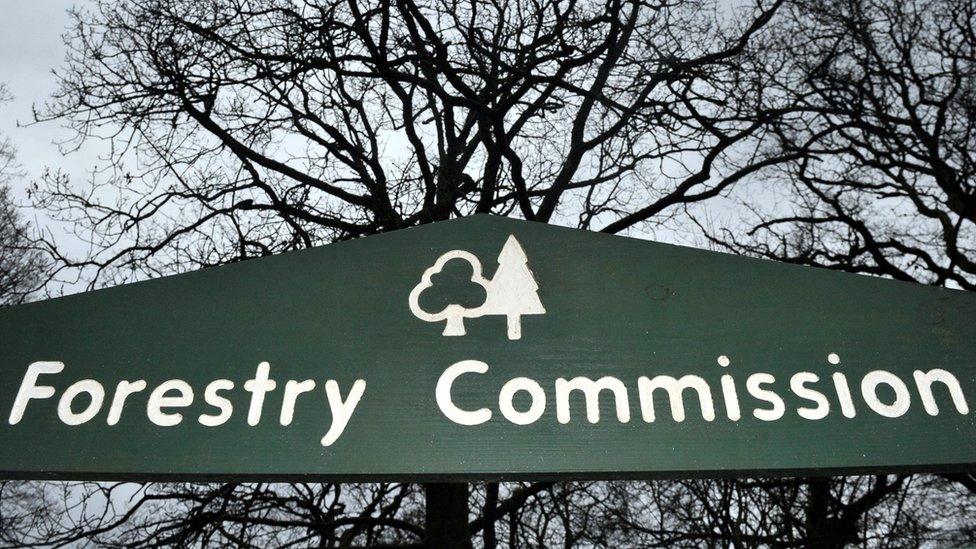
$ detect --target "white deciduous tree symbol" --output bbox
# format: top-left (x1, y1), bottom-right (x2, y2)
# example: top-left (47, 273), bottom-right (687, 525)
top-left (408, 235), bottom-right (546, 340)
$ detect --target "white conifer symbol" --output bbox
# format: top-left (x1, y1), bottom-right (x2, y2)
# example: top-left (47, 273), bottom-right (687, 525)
top-left (480, 235), bottom-right (546, 340)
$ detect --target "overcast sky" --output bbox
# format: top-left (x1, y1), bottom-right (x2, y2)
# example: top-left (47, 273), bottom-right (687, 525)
top-left (0, 1), bottom-right (107, 211)
top-left (0, 1), bottom-right (114, 295)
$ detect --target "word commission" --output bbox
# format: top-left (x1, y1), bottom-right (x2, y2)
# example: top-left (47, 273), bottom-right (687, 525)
top-left (6, 354), bottom-right (972, 446)
top-left (435, 355), bottom-right (970, 426)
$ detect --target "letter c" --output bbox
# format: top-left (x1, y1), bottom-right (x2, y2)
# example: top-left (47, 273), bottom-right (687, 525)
top-left (436, 360), bottom-right (491, 426)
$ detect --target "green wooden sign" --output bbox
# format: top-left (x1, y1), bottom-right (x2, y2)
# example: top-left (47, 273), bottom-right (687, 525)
top-left (1, 216), bottom-right (973, 481)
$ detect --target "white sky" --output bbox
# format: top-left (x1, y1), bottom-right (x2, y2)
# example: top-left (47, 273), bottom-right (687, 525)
top-left (0, 1), bottom-right (109, 225)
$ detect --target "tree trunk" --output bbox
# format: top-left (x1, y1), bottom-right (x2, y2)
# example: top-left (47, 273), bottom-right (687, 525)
top-left (442, 309), bottom-right (467, 336)
top-left (804, 477), bottom-right (831, 549)
top-left (483, 482), bottom-right (499, 549)
top-left (507, 314), bottom-right (521, 340)
top-left (804, 477), bottom-right (857, 549)
top-left (424, 483), bottom-right (471, 549)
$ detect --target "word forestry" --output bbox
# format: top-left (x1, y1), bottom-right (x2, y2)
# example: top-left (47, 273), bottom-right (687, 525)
top-left (7, 361), bottom-right (366, 446)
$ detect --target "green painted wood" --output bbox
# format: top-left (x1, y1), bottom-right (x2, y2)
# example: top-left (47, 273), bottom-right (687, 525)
top-left (0, 215), bottom-right (973, 481)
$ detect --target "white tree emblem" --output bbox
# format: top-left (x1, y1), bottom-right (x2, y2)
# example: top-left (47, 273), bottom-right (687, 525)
top-left (408, 235), bottom-right (546, 340)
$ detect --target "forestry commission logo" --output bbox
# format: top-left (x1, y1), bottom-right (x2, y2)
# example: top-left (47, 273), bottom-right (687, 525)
top-left (408, 235), bottom-right (545, 340)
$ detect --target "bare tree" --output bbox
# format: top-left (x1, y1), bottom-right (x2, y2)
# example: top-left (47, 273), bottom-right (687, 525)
top-left (703, 0), bottom-right (976, 290)
top-left (34, 0), bottom-right (787, 286)
top-left (0, 84), bottom-right (46, 306)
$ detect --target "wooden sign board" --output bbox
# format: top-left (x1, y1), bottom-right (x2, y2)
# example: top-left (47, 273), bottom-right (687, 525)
top-left (0, 216), bottom-right (973, 481)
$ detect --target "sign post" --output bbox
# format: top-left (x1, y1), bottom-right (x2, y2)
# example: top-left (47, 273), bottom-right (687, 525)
top-left (1, 215), bottom-right (973, 481)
